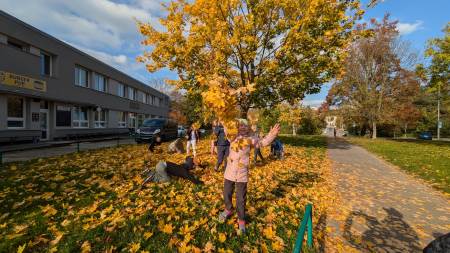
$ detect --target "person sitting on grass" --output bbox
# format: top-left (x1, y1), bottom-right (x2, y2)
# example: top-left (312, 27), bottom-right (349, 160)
top-left (148, 129), bottom-right (162, 153)
top-left (218, 119), bottom-right (280, 233)
top-left (270, 138), bottom-right (284, 160)
top-left (142, 156), bottom-right (203, 185)
top-left (168, 138), bottom-right (185, 154)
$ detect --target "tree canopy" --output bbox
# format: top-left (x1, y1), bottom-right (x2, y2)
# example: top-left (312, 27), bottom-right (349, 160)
top-left (326, 15), bottom-right (419, 138)
top-left (138, 0), bottom-right (365, 118)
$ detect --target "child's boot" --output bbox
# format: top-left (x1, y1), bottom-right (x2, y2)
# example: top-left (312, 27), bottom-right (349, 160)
top-left (218, 209), bottom-right (232, 223)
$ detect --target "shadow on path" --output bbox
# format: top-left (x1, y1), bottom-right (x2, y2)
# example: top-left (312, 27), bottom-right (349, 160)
top-left (343, 207), bottom-right (422, 252)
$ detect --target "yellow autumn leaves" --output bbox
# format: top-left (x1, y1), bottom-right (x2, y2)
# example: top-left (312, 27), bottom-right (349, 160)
top-left (0, 136), bottom-right (335, 252)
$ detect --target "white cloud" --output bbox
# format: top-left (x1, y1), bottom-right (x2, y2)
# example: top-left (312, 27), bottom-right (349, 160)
top-left (0, 0), bottom-right (172, 82)
top-left (302, 99), bottom-right (325, 108)
top-left (0, 0), bottom-right (163, 50)
top-left (397, 20), bottom-right (423, 35)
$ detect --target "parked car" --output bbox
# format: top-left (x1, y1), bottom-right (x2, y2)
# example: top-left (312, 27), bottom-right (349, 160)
top-left (177, 125), bottom-right (186, 138)
top-left (418, 131), bottom-right (432, 140)
top-left (135, 119), bottom-right (178, 143)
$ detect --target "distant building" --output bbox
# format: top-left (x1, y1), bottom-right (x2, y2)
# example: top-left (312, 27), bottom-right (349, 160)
top-left (0, 10), bottom-right (169, 143)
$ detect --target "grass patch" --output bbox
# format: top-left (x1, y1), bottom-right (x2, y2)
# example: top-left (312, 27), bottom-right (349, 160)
top-left (348, 137), bottom-right (450, 194)
top-left (0, 136), bottom-right (333, 252)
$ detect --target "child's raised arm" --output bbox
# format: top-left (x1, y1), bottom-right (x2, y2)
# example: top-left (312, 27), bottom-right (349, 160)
top-left (254, 123), bottom-right (280, 148)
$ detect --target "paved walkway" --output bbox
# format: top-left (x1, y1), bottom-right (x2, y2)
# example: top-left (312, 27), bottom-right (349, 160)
top-left (326, 138), bottom-right (450, 252)
top-left (1, 139), bottom-right (136, 163)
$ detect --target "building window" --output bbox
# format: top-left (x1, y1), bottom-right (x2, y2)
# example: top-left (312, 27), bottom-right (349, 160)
top-left (128, 87), bottom-right (135, 100)
top-left (40, 52), bottom-right (52, 76)
top-left (118, 111), bottom-right (127, 128)
top-left (7, 96), bottom-right (25, 128)
top-left (118, 83), bottom-right (126, 97)
top-left (56, 105), bottom-right (71, 127)
top-left (94, 73), bottom-right (107, 92)
top-left (142, 92), bottom-right (147, 104)
top-left (75, 67), bottom-right (89, 87)
top-left (7, 38), bottom-right (28, 52)
top-left (146, 94), bottom-right (150, 104)
top-left (73, 107), bottom-right (88, 128)
top-left (94, 109), bottom-right (107, 128)
top-left (128, 112), bottom-right (136, 128)
top-left (151, 96), bottom-right (155, 105)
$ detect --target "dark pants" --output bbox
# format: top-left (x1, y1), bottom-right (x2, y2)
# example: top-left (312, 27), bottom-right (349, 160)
top-left (223, 179), bottom-right (247, 220)
top-left (216, 145), bottom-right (230, 169)
top-left (165, 162), bottom-right (203, 185)
top-left (254, 148), bottom-right (264, 163)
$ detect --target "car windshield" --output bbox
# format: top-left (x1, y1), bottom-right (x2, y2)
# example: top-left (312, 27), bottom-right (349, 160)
top-left (142, 119), bottom-right (165, 127)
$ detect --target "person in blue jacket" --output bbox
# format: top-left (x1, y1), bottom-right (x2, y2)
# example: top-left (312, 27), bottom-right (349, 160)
top-left (270, 138), bottom-right (284, 160)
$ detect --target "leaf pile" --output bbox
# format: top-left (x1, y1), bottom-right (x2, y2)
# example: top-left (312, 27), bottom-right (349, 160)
top-left (0, 136), bottom-right (335, 252)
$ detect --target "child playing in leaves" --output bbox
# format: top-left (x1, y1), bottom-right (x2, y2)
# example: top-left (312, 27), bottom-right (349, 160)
top-left (218, 119), bottom-right (280, 233)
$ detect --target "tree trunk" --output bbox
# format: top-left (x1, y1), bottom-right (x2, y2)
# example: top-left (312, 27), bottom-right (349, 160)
top-left (372, 121), bottom-right (377, 139)
top-left (404, 123), bottom-right (407, 137)
top-left (292, 124), bottom-right (296, 135)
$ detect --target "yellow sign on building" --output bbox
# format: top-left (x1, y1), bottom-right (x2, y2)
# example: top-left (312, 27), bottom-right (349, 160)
top-left (0, 71), bottom-right (47, 92)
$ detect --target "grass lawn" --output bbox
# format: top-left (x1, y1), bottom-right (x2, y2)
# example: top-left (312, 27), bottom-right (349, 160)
top-left (348, 137), bottom-right (450, 194)
top-left (0, 135), bottom-right (335, 252)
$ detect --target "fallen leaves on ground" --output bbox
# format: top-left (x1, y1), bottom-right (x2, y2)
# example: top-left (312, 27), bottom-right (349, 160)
top-left (0, 135), bottom-right (336, 252)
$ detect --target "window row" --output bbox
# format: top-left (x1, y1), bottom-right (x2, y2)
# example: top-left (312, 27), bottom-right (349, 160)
top-left (56, 106), bottom-right (112, 129)
top-left (6, 97), bottom-right (161, 130)
top-left (74, 67), bottom-right (164, 106)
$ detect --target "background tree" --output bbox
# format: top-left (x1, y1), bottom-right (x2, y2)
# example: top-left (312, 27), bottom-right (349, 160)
top-left (390, 70), bottom-right (421, 136)
top-left (327, 15), bottom-right (418, 138)
top-left (416, 23), bottom-right (449, 138)
top-left (138, 0), bottom-right (365, 119)
top-left (278, 103), bottom-right (302, 135)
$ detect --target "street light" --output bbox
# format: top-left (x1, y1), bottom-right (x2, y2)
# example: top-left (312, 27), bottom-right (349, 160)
top-left (437, 82), bottom-right (441, 140)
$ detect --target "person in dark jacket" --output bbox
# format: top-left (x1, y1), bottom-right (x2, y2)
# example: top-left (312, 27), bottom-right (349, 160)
top-left (213, 123), bottom-right (230, 171)
top-left (142, 156), bottom-right (203, 185)
top-left (148, 129), bottom-right (162, 152)
top-left (186, 126), bottom-right (200, 158)
top-left (270, 138), bottom-right (284, 160)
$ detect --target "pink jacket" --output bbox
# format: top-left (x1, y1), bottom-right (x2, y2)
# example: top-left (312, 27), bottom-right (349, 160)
top-left (224, 132), bottom-right (277, 183)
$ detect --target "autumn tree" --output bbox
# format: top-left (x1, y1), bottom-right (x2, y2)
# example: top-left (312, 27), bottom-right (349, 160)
top-left (278, 103), bottom-right (302, 135)
top-left (416, 23), bottom-right (450, 138)
top-left (390, 71), bottom-right (421, 136)
top-left (138, 0), bottom-right (365, 120)
top-left (327, 15), bottom-right (418, 139)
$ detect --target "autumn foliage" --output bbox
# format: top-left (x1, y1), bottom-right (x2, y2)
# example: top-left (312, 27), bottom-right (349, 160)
top-left (138, 0), bottom-right (365, 119)
top-left (0, 137), bottom-right (335, 252)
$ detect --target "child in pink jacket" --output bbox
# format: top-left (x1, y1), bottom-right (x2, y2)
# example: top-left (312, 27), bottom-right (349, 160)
top-left (218, 119), bottom-right (280, 233)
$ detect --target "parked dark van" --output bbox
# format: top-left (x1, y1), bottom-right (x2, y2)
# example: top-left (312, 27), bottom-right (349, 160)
top-left (135, 118), bottom-right (178, 143)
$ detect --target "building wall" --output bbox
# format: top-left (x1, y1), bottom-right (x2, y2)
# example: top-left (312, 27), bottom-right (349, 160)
top-left (0, 95), bottom-right (7, 129)
top-left (0, 10), bottom-right (170, 142)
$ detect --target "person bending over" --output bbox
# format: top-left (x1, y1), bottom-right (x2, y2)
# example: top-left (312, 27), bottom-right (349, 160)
top-left (270, 138), bottom-right (284, 160)
top-left (148, 129), bottom-right (162, 152)
top-left (168, 138), bottom-right (185, 154)
top-left (142, 156), bottom-right (203, 185)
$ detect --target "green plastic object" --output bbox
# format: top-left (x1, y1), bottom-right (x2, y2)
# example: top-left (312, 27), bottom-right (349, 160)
top-left (293, 203), bottom-right (313, 253)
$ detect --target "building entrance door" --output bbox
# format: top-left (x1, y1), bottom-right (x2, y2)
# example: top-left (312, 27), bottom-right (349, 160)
top-left (40, 109), bottom-right (49, 140)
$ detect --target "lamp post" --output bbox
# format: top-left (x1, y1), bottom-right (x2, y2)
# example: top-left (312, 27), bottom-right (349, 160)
top-left (437, 82), bottom-right (441, 140)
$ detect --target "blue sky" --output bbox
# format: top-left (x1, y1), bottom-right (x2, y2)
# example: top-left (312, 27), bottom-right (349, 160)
top-left (0, 0), bottom-right (448, 106)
